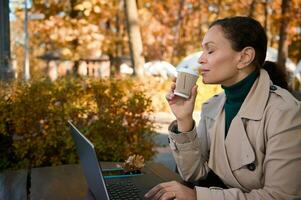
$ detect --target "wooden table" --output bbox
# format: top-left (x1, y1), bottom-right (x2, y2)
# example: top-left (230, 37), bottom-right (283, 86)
top-left (0, 169), bottom-right (28, 200)
top-left (0, 162), bottom-right (181, 200)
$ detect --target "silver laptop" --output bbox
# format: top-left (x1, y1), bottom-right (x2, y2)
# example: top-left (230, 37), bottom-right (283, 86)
top-left (68, 121), bottom-right (160, 200)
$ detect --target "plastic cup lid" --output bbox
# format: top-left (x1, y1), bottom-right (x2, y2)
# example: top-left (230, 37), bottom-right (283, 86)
top-left (177, 67), bottom-right (199, 76)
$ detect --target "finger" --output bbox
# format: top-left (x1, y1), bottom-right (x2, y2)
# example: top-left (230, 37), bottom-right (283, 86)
top-left (188, 85), bottom-right (198, 102)
top-left (145, 182), bottom-right (175, 199)
top-left (150, 182), bottom-right (176, 200)
top-left (172, 77), bottom-right (177, 83)
top-left (165, 92), bottom-right (175, 101)
top-left (166, 83), bottom-right (176, 101)
top-left (145, 184), bottom-right (164, 199)
top-left (159, 191), bottom-right (176, 200)
top-left (151, 188), bottom-right (166, 200)
top-left (170, 83), bottom-right (176, 91)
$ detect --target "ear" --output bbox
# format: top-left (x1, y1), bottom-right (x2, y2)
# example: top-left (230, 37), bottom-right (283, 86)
top-left (237, 47), bottom-right (255, 70)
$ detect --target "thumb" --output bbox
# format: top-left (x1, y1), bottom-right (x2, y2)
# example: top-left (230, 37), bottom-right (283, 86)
top-left (188, 85), bottom-right (198, 102)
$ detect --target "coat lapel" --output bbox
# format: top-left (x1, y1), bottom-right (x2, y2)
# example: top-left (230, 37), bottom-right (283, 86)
top-left (225, 117), bottom-right (255, 171)
top-left (208, 110), bottom-right (247, 189)
top-left (224, 69), bottom-right (270, 171)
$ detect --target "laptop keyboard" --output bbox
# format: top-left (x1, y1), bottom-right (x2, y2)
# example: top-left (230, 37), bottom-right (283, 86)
top-left (106, 180), bottom-right (141, 200)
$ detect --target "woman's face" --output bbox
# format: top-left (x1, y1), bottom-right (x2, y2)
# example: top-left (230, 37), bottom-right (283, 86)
top-left (199, 25), bottom-right (242, 86)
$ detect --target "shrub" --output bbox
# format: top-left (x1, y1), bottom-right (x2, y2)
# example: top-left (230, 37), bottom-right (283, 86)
top-left (0, 77), bottom-right (155, 170)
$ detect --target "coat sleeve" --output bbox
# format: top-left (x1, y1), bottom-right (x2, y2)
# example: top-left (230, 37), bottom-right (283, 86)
top-left (168, 111), bottom-right (211, 182)
top-left (194, 102), bottom-right (301, 200)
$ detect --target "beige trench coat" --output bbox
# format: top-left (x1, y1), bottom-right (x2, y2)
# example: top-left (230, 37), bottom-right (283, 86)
top-left (168, 69), bottom-right (301, 199)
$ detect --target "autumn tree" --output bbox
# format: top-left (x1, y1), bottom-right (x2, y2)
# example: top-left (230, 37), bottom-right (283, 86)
top-left (9, 0), bottom-right (301, 80)
top-left (288, 0), bottom-right (301, 63)
top-left (124, 0), bottom-right (145, 77)
top-left (277, 0), bottom-right (290, 68)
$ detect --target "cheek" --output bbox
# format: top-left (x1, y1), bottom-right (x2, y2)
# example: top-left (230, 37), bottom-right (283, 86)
top-left (209, 53), bottom-right (240, 78)
top-left (203, 53), bottom-right (238, 83)
top-left (209, 53), bottom-right (236, 69)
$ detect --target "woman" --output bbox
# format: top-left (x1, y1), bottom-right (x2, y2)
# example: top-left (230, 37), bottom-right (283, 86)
top-left (145, 16), bottom-right (301, 200)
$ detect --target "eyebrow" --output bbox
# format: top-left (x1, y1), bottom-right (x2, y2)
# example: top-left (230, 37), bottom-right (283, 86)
top-left (202, 42), bottom-right (215, 48)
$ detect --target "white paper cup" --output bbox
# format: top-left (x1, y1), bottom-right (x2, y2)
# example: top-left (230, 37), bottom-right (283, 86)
top-left (174, 68), bottom-right (199, 99)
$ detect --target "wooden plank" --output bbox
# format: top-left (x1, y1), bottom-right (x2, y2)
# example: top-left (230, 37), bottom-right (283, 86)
top-left (30, 164), bottom-right (93, 200)
top-left (30, 162), bottom-right (182, 200)
top-left (0, 169), bottom-right (28, 200)
top-left (144, 162), bottom-right (182, 182)
top-left (30, 163), bottom-right (120, 200)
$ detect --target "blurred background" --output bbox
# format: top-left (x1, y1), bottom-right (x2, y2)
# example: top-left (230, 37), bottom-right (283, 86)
top-left (1, 0), bottom-right (301, 170)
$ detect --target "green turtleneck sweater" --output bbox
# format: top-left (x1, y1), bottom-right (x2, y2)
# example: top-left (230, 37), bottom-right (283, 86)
top-left (222, 70), bottom-right (258, 137)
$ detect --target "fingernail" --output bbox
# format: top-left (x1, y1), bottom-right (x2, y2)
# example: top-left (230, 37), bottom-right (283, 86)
top-left (144, 193), bottom-right (149, 198)
top-left (167, 94), bottom-right (173, 100)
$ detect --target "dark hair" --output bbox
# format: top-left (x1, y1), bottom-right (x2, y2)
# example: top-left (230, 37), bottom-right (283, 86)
top-left (209, 16), bottom-right (288, 89)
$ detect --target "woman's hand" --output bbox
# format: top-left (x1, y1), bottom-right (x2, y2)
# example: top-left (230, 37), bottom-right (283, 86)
top-left (166, 78), bottom-right (198, 132)
top-left (144, 181), bottom-right (197, 200)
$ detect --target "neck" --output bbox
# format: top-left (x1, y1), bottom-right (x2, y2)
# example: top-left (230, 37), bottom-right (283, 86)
top-left (222, 70), bottom-right (258, 136)
top-left (221, 67), bottom-right (256, 87)
top-left (222, 70), bottom-right (258, 102)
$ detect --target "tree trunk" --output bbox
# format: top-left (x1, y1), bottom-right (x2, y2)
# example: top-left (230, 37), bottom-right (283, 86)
top-left (197, 0), bottom-right (203, 38)
top-left (214, 0), bottom-right (222, 21)
top-left (263, 0), bottom-right (268, 32)
top-left (277, 0), bottom-right (290, 69)
top-left (248, 0), bottom-right (256, 18)
top-left (24, 0), bottom-right (30, 81)
top-left (297, 7), bottom-right (301, 61)
top-left (124, 0), bottom-right (145, 77)
top-left (171, 0), bottom-right (185, 64)
top-left (0, 0), bottom-right (13, 80)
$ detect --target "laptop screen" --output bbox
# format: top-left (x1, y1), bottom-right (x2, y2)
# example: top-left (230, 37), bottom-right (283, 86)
top-left (68, 121), bottom-right (110, 200)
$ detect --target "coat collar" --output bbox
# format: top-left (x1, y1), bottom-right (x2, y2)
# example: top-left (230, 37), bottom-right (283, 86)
top-left (203, 69), bottom-right (271, 121)
top-left (237, 69), bottom-right (271, 120)
top-left (202, 93), bottom-right (225, 120)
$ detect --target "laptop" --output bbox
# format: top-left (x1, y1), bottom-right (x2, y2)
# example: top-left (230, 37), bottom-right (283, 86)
top-left (68, 121), bottom-right (165, 200)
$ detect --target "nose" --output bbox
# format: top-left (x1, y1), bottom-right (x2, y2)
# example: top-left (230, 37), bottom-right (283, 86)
top-left (198, 52), bottom-right (206, 65)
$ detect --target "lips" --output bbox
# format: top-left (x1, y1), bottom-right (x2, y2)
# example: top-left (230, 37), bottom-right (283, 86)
top-left (200, 68), bottom-right (210, 75)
